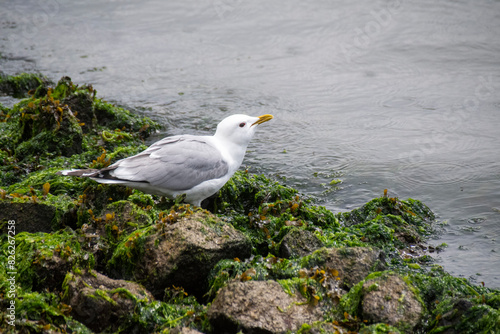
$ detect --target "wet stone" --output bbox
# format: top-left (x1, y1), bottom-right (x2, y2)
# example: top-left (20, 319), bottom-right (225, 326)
top-left (278, 228), bottom-right (323, 259)
top-left (361, 273), bottom-right (424, 333)
top-left (208, 280), bottom-right (323, 334)
top-left (62, 269), bottom-right (153, 333)
top-left (63, 90), bottom-right (96, 133)
top-left (0, 202), bottom-right (56, 233)
top-left (109, 211), bottom-right (252, 299)
top-left (303, 247), bottom-right (387, 289)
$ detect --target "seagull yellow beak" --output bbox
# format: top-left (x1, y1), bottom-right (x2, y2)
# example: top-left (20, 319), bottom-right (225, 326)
top-left (252, 114), bottom-right (274, 126)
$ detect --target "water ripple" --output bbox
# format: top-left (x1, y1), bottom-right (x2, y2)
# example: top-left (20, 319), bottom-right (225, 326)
top-left (395, 161), bottom-right (493, 191)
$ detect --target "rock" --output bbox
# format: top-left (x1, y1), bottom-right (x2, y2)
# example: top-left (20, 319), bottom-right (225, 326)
top-left (62, 89), bottom-right (96, 133)
top-left (95, 200), bottom-right (153, 238)
top-left (62, 269), bottom-right (153, 333)
top-left (303, 247), bottom-right (387, 289)
top-left (0, 202), bottom-right (56, 233)
top-left (0, 73), bottom-right (49, 98)
top-left (338, 197), bottom-right (434, 228)
top-left (108, 211), bottom-right (252, 299)
top-left (431, 298), bottom-right (473, 334)
top-left (278, 228), bottom-right (323, 258)
top-left (208, 280), bottom-right (323, 334)
top-left (70, 200), bottom-right (154, 273)
top-left (14, 230), bottom-right (93, 292)
top-left (360, 272), bottom-right (423, 333)
top-left (14, 87), bottom-right (83, 159)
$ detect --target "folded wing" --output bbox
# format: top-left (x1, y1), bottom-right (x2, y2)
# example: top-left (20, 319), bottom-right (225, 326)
top-left (99, 135), bottom-right (229, 191)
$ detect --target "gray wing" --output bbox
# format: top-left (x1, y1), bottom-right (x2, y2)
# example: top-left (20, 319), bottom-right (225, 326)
top-left (109, 135), bottom-right (229, 191)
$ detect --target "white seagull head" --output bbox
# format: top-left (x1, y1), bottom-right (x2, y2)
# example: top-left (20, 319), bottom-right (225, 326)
top-left (214, 114), bottom-right (274, 146)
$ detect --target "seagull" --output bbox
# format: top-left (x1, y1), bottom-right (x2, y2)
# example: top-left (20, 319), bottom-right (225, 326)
top-left (58, 114), bottom-right (273, 206)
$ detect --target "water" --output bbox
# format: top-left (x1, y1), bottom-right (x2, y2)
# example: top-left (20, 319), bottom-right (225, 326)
top-left (1, 0), bottom-right (499, 288)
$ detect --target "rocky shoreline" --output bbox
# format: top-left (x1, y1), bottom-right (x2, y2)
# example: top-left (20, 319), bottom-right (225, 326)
top-left (1, 74), bottom-right (499, 333)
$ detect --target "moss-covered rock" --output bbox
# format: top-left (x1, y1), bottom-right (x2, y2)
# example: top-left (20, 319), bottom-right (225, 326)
top-left (0, 290), bottom-right (93, 333)
top-left (107, 210), bottom-right (252, 299)
top-left (63, 272), bottom-right (211, 333)
top-left (340, 271), bottom-right (424, 333)
top-left (0, 202), bottom-right (57, 233)
top-left (278, 227), bottom-right (324, 258)
top-left (302, 247), bottom-right (387, 290)
top-left (428, 297), bottom-right (500, 334)
top-left (3, 229), bottom-right (94, 292)
top-left (0, 73), bottom-right (50, 98)
top-left (338, 196), bottom-right (435, 229)
top-left (212, 171), bottom-right (342, 257)
top-left (208, 280), bottom-right (324, 333)
top-left (408, 266), bottom-right (500, 334)
top-left (206, 246), bottom-right (385, 312)
top-left (4, 85), bottom-right (83, 161)
top-left (0, 75), bottom-right (160, 186)
top-left (62, 269), bottom-right (153, 333)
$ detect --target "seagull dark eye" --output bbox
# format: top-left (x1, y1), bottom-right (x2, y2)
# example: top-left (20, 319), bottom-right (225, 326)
top-left (239, 122), bottom-right (246, 128)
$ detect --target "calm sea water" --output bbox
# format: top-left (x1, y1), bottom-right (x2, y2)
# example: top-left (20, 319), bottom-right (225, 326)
top-left (1, 0), bottom-right (499, 288)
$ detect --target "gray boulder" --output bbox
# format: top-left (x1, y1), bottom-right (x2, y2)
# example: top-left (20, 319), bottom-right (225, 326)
top-left (62, 269), bottom-right (153, 333)
top-left (0, 202), bottom-right (56, 233)
top-left (109, 211), bottom-right (252, 299)
top-left (278, 228), bottom-right (323, 258)
top-left (208, 280), bottom-right (323, 334)
top-left (360, 272), bottom-right (424, 333)
top-left (303, 247), bottom-right (387, 289)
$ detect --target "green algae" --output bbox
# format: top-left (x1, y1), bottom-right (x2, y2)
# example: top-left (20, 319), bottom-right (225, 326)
top-left (338, 196), bottom-right (435, 234)
top-left (0, 291), bottom-right (93, 333)
top-left (133, 299), bottom-right (210, 332)
top-left (106, 224), bottom-right (156, 279)
top-left (0, 231), bottom-right (94, 332)
top-left (428, 298), bottom-right (500, 334)
top-left (339, 271), bottom-right (387, 318)
top-left (0, 73), bottom-right (50, 98)
top-left (0, 75), bottom-right (160, 188)
top-left (214, 171), bottom-right (342, 256)
top-left (408, 265), bottom-right (489, 308)
top-left (1, 86), bottom-right (83, 162)
top-left (139, 285), bottom-right (211, 332)
top-left (215, 171), bottom-right (299, 213)
top-left (0, 229), bottom-right (94, 292)
top-left (407, 266), bottom-right (500, 333)
top-left (214, 172), bottom-right (436, 265)
top-left (359, 323), bottom-right (402, 334)
top-left (299, 246), bottom-right (384, 276)
top-left (102, 200), bottom-right (153, 233)
top-left (207, 255), bottom-right (296, 299)
top-left (216, 171), bottom-right (340, 230)
top-left (207, 251), bottom-right (348, 304)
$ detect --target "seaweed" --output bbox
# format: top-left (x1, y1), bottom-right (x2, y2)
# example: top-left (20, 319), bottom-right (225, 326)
top-left (0, 73), bottom-right (50, 98)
